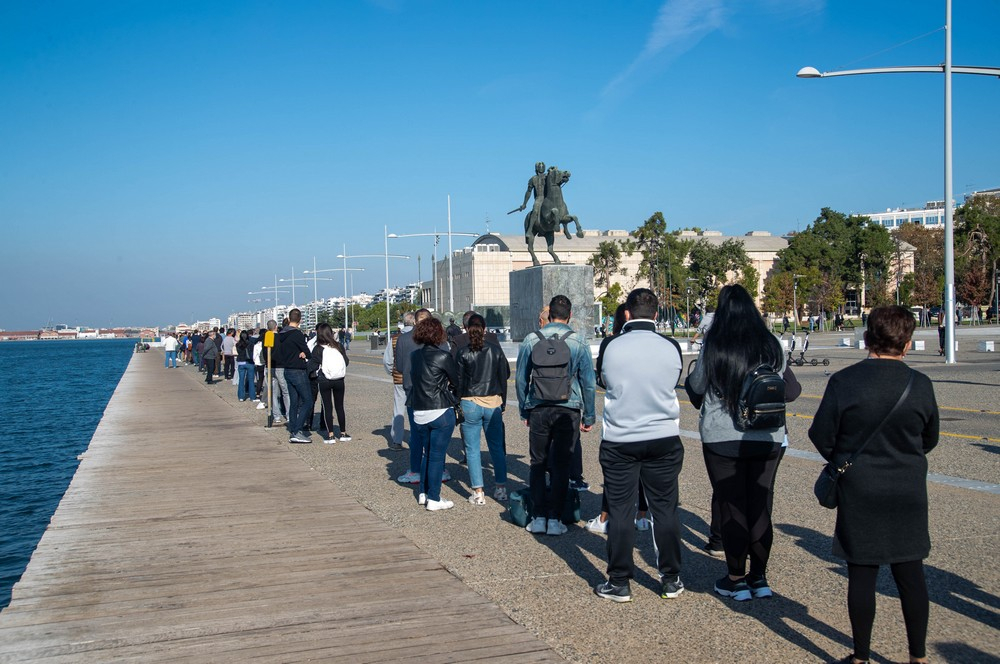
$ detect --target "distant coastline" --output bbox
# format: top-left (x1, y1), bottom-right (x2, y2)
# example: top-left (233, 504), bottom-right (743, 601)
top-left (0, 329), bottom-right (157, 342)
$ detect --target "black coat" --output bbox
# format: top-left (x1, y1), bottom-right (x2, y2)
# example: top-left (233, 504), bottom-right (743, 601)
top-left (407, 345), bottom-right (459, 411)
top-left (809, 359), bottom-right (939, 564)
top-left (455, 340), bottom-right (509, 409)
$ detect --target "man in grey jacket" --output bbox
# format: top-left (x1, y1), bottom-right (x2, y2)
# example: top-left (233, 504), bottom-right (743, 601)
top-left (384, 310), bottom-right (416, 451)
top-left (592, 288), bottom-right (685, 603)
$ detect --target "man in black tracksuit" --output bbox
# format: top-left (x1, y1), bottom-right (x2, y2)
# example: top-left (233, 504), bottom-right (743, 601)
top-left (593, 288), bottom-right (686, 603)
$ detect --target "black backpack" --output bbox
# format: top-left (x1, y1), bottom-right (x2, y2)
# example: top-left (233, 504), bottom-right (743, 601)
top-left (735, 364), bottom-right (785, 431)
top-left (529, 330), bottom-right (574, 402)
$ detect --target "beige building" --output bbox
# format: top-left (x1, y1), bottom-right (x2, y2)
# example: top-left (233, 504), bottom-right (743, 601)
top-left (423, 229), bottom-right (800, 316)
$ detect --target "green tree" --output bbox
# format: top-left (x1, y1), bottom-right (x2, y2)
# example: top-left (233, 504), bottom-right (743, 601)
top-left (629, 212), bottom-right (694, 320)
top-left (687, 238), bottom-right (755, 301)
top-left (895, 223), bottom-right (944, 309)
top-left (763, 271), bottom-right (795, 316)
top-left (598, 283), bottom-right (624, 324)
top-left (587, 240), bottom-right (627, 296)
top-left (956, 194), bottom-right (999, 309)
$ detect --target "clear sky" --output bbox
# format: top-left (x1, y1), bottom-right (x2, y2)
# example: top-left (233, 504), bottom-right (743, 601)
top-left (2, 1), bottom-right (998, 329)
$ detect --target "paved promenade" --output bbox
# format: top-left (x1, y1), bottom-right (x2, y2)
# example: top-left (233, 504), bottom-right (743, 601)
top-left (2, 331), bottom-right (998, 663)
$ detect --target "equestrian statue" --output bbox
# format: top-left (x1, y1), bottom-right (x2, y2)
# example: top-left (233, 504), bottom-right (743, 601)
top-left (508, 161), bottom-right (584, 266)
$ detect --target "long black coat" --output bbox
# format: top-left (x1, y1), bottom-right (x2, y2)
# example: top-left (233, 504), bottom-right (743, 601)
top-left (808, 359), bottom-right (939, 564)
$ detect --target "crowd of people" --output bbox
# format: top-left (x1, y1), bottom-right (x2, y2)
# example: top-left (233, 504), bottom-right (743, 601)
top-left (161, 290), bottom-right (938, 664)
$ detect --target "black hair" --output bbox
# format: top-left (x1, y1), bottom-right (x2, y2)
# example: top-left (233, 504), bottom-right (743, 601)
top-left (625, 288), bottom-right (657, 320)
top-left (316, 322), bottom-right (341, 349)
top-left (548, 294), bottom-right (571, 321)
top-left (612, 303), bottom-right (628, 336)
top-left (466, 314), bottom-right (486, 352)
top-left (703, 284), bottom-right (782, 419)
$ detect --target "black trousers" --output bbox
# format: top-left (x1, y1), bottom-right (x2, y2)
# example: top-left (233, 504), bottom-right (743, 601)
top-left (319, 378), bottom-right (346, 434)
top-left (224, 355), bottom-right (235, 379)
top-left (600, 437), bottom-right (684, 585)
top-left (528, 406), bottom-right (579, 520)
top-left (203, 359), bottom-right (216, 383)
top-left (708, 446), bottom-right (785, 548)
top-left (702, 445), bottom-right (781, 578)
top-left (847, 560), bottom-right (928, 661)
top-left (254, 365), bottom-right (265, 398)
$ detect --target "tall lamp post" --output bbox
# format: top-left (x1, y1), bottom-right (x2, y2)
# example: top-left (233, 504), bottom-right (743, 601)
top-left (685, 278), bottom-right (698, 338)
top-left (338, 231), bottom-right (409, 334)
top-left (797, 0), bottom-right (1000, 363)
top-left (792, 274), bottom-right (805, 336)
top-left (387, 230), bottom-right (479, 313)
top-left (303, 261), bottom-right (365, 329)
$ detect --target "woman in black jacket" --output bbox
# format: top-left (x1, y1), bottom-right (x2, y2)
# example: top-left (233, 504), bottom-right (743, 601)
top-left (455, 314), bottom-right (510, 505)
top-left (809, 305), bottom-right (939, 664)
top-left (408, 317), bottom-right (460, 512)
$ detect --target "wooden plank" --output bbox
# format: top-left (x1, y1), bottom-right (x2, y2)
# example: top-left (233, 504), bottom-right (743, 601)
top-left (0, 353), bottom-right (561, 663)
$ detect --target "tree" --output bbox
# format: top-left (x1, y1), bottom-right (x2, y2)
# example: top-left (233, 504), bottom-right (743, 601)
top-left (687, 238), bottom-right (755, 302)
top-left (597, 282), bottom-right (624, 324)
top-left (763, 271), bottom-right (795, 316)
top-left (895, 223), bottom-right (944, 309)
top-left (587, 240), bottom-right (627, 296)
top-left (630, 212), bottom-right (694, 321)
top-left (956, 194), bottom-right (999, 311)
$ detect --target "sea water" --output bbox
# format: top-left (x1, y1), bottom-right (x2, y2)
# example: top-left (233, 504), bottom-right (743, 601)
top-left (0, 338), bottom-right (134, 609)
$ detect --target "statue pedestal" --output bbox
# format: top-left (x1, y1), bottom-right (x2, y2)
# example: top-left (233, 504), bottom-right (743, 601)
top-left (509, 264), bottom-right (594, 342)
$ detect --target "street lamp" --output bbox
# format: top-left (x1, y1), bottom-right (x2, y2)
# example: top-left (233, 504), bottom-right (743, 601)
top-left (792, 274), bottom-right (805, 336)
top-left (797, 0), bottom-right (1000, 363)
top-left (387, 229), bottom-right (480, 313)
top-left (337, 230), bottom-right (409, 335)
top-left (685, 278), bottom-right (698, 338)
top-left (304, 256), bottom-right (365, 329)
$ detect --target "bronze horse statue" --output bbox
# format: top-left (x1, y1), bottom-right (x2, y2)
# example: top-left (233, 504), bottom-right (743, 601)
top-left (524, 167), bottom-right (584, 266)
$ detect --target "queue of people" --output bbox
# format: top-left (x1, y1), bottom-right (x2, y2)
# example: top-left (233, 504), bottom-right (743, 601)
top-left (169, 292), bottom-right (938, 664)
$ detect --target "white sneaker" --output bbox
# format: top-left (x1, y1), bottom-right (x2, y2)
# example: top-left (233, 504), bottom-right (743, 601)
top-left (635, 517), bottom-right (651, 531)
top-left (397, 470), bottom-right (421, 484)
top-left (546, 519), bottom-right (568, 536)
top-left (339, 433), bottom-right (352, 442)
top-left (418, 493), bottom-right (427, 505)
top-left (256, 402), bottom-right (266, 410)
top-left (586, 516), bottom-right (608, 535)
top-left (426, 498), bottom-right (454, 511)
top-left (525, 516), bottom-right (547, 534)
top-left (493, 486), bottom-right (508, 502)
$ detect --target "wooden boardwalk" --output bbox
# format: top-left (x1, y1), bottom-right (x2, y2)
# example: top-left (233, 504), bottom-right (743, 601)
top-left (0, 353), bottom-right (560, 663)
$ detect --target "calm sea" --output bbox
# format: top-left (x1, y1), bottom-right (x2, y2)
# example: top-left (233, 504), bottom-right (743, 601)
top-left (0, 338), bottom-right (134, 609)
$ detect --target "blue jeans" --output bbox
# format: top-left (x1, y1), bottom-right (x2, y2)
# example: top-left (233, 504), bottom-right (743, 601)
top-left (283, 368), bottom-right (312, 435)
top-left (237, 362), bottom-right (255, 400)
top-left (164, 350), bottom-right (177, 368)
top-left (460, 400), bottom-right (507, 489)
top-left (413, 409), bottom-right (455, 502)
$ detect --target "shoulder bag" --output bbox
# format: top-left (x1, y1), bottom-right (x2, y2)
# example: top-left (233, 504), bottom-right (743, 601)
top-left (814, 370), bottom-right (914, 509)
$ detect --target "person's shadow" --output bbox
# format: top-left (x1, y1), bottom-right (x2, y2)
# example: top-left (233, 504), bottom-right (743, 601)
top-left (779, 523), bottom-right (1000, 631)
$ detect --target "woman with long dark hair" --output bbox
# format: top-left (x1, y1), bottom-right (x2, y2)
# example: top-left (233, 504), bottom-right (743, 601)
top-left (686, 284), bottom-right (785, 601)
top-left (408, 317), bottom-right (459, 511)
top-left (810, 306), bottom-right (938, 664)
top-left (455, 313), bottom-right (509, 504)
top-left (311, 322), bottom-right (350, 444)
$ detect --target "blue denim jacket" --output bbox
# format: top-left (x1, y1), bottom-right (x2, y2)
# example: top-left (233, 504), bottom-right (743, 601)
top-left (515, 322), bottom-right (596, 425)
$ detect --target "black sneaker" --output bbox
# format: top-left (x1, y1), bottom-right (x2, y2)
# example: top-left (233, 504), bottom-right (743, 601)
top-left (703, 542), bottom-right (726, 559)
top-left (746, 573), bottom-right (773, 599)
top-left (660, 577), bottom-right (685, 599)
top-left (714, 576), bottom-right (752, 601)
top-left (569, 479), bottom-right (590, 492)
top-left (594, 580), bottom-right (632, 603)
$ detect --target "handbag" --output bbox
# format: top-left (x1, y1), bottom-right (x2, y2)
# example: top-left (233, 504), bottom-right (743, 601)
top-left (453, 402), bottom-right (465, 425)
top-left (814, 371), bottom-right (914, 509)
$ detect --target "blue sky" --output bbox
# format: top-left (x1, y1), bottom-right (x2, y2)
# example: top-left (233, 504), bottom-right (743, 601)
top-left (2, 1), bottom-right (998, 329)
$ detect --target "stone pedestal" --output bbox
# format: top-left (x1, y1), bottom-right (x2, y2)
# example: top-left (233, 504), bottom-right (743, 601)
top-left (509, 264), bottom-right (594, 342)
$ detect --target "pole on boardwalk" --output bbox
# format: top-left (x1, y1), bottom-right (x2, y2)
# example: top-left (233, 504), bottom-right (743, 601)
top-left (264, 330), bottom-right (275, 428)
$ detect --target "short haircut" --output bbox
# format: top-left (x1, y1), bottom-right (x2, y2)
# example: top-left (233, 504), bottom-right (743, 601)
top-left (865, 305), bottom-right (916, 356)
top-left (548, 295), bottom-right (571, 321)
top-left (625, 288), bottom-right (657, 320)
top-left (413, 317), bottom-right (446, 346)
top-left (415, 308), bottom-right (432, 323)
top-left (289, 308), bottom-right (302, 323)
top-left (402, 311), bottom-right (416, 326)
top-left (537, 306), bottom-right (549, 328)
top-left (267, 319), bottom-right (277, 331)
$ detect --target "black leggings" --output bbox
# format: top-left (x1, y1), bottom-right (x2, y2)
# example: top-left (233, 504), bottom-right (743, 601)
top-left (847, 560), bottom-right (928, 661)
top-left (702, 445), bottom-right (781, 578)
top-left (319, 379), bottom-right (346, 435)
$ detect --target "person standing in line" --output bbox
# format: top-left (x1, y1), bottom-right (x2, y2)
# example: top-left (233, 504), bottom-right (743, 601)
top-left (592, 289), bottom-right (686, 603)
top-left (192, 331), bottom-right (203, 370)
top-left (162, 332), bottom-right (179, 368)
top-left (385, 311), bottom-right (416, 451)
top-left (235, 330), bottom-right (255, 402)
top-left (809, 306), bottom-right (938, 664)
top-left (455, 313), bottom-right (509, 504)
top-left (395, 310), bottom-right (451, 484)
top-left (251, 327), bottom-right (265, 404)
top-left (213, 327), bottom-right (224, 377)
top-left (221, 328), bottom-right (237, 380)
top-left (201, 330), bottom-right (220, 384)
top-left (686, 284), bottom-right (785, 602)
top-left (407, 316), bottom-right (460, 511)
top-left (270, 319), bottom-right (290, 425)
top-left (277, 308), bottom-right (313, 444)
top-left (937, 310), bottom-right (947, 356)
top-left (516, 295), bottom-right (596, 536)
top-left (312, 322), bottom-right (350, 443)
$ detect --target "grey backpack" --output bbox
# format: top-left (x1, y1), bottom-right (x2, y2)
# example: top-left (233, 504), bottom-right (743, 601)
top-left (530, 330), bottom-right (574, 402)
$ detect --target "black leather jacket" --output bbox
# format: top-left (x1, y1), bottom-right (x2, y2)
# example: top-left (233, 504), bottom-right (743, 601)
top-left (407, 345), bottom-right (459, 410)
top-left (456, 341), bottom-right (509, 410)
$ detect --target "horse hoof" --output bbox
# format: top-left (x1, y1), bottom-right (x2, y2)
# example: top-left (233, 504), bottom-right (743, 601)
top-left (576, 229), bottom-right (585, 238)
